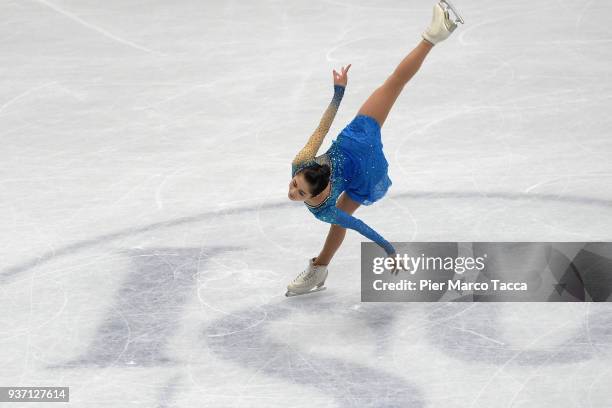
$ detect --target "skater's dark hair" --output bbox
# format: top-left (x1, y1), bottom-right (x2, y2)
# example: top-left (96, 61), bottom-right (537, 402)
top-left (299, 163), bottom-right (331, 197)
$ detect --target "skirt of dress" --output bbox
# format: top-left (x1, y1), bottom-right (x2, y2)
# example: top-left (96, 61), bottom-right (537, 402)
top-left (336, 114), bottom-right (392, 206)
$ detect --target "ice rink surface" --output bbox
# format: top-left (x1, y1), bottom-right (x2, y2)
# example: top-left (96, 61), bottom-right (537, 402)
top-left (1, 0), bottom-right (612, 406)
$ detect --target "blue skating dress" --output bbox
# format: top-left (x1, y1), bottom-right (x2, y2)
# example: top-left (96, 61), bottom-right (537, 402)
top-left (292, 85), bottom-right (395, 256)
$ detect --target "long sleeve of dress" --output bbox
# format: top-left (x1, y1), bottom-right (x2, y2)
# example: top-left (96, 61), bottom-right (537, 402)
top-left (292, 85), bottom-right (345, 167)
top-left (324, 207), bottom-right (396, 256)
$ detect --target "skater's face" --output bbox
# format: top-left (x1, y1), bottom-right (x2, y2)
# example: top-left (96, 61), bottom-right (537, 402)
top-left (288, 173), bottom-right (312, 201)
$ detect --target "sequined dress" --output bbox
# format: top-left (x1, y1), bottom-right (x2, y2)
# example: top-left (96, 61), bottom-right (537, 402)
top-left (291, 85), bottom-right (395, 256)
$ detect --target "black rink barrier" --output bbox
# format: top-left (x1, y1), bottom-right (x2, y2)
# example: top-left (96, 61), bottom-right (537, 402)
top-left (361, 242), bottom-right (612, 302)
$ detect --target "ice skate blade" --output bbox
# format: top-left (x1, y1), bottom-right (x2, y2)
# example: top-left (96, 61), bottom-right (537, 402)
top-left (285, 287), bottom-right (327, 297)
top-left (440, 0), bottom-right (464, 24)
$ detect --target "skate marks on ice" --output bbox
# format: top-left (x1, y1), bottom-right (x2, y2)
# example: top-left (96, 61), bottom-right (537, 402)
top-left (205, 299), bottom-right (612, 407)
top-left (4, 188), bottom-right (612, 284)
top-left (429, 303), bottom-right (612, 366)
top-left (206, 299), bottom-right (425, 408)
top-left (426, 303), bottom-right (612, 408)
top-left (427, 245), bottom-right (612, 365)
top-left (33, 0), bottom-right (164, 56)
top-left (0, 200), bottom-right (273, 284)
top-left (55, 247), bottom-right (239, 368)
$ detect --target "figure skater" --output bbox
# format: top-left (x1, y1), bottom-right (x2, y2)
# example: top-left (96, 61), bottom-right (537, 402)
top-left (286, 1), bottom-right (464, 296)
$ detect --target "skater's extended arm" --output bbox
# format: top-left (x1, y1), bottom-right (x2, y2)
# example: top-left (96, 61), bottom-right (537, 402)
top-left (327, 207), bottom-right (396, 256)
top-left (292, 66), bottom-right (351, 166)
top-left (292, 84), bottom-right (345, 166)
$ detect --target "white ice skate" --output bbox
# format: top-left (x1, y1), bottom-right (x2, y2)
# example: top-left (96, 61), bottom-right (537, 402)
top-left (422, 0), bottom-right (464, 46)
top-left (285, 257), bottom-right (328, 297)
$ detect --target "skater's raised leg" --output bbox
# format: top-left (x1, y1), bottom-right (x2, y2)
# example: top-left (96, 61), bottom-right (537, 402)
top-left (357, 40), bottom-right (433, 128)
top-left (357, 1), bottom-right (462, 128)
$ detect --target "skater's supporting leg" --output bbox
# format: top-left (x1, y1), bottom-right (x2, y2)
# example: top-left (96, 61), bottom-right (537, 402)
top-left (314, 192), bottom-right (361, 266)
top-left (357, 40), bottom-right (433, 128)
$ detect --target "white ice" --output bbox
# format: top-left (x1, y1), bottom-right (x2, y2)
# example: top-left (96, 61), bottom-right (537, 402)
top-left (1, 0), bottom-right (612, 407)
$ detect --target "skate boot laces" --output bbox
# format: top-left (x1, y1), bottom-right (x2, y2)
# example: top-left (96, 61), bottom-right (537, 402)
top-left (293, 268), bottom-right (315, 284)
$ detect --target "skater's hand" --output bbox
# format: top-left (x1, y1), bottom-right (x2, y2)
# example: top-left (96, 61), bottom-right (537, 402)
top-left (333, 64), bottom-right (351, 87)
